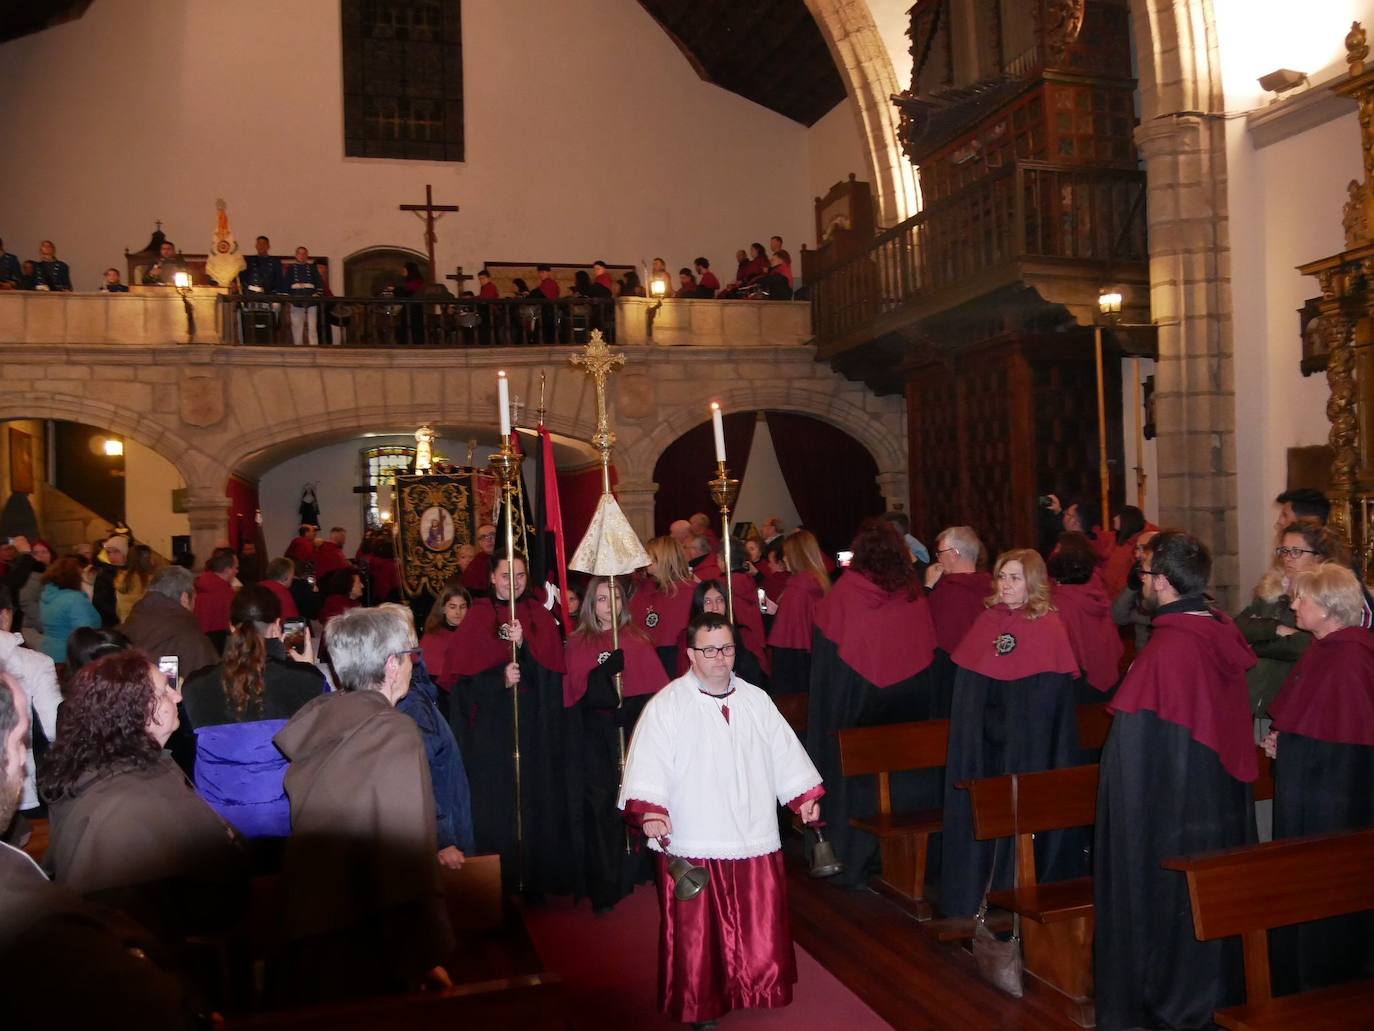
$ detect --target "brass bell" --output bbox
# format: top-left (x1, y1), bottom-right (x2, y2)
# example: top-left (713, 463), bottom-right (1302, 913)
top-left (808, 826), bottom-right (844, 879)
top-left (667, 855), bottom-right (710, 901)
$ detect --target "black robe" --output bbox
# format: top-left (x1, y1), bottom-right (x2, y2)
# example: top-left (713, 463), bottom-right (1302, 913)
top-left (805, 631), bottom-right (940, 888)
top-left (939, 667), bottom-right (1085, 917)
top-left (1094, 711), bottom-right (1254, 1030)
top-left (1270, 734), bottom-right (1374, 994)
top-left (449, 620), bottom-right (584, 899)
top-left (769, 647), bottom-right (809, 696)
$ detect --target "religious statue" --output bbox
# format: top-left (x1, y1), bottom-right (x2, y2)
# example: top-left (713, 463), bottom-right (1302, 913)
top-left (205, 199), bottom-right (246, 287)
top-left (414, 423), bottom-right (436, 474)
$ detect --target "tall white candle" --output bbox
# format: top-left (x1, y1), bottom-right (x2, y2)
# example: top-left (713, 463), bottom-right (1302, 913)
top-left (710, 403), bottom-right (726, 463)
top-left (498, 371), bottom-right (511, 437)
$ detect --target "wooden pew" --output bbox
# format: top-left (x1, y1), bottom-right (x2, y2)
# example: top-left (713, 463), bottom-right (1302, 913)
top-left (837, 719), bottom-right (948, 918)
top-left (967, 764), bottom-right (1099, 1026)
top-left (1162, 828), bottom-right (1374, 1030)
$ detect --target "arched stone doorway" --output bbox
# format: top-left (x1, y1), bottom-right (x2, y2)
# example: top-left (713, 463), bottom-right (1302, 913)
top-left (342, 245), bottom-right (431, 297)
top-left (651, 409), bottom-right (889, 552)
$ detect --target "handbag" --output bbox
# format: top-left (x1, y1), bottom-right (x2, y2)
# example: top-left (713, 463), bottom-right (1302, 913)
top-left (971, 773), bottom-right (1023, 997)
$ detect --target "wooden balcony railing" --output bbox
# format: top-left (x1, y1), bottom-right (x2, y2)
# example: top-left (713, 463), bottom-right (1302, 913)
top-left (810, 161), bottom-right (1147, 351)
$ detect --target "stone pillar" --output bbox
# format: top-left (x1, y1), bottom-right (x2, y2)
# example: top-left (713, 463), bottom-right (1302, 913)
top-left (875, 469), bottom-right (909, 516)
top-left (183, 488), bottom-right (229, 568)
top-left (1134, 110), bottom-right (1239, 606)
top-left (615, 480), bottom-right (658, 543)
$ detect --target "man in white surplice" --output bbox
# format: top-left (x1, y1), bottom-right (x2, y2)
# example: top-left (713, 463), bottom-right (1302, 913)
top-left (618, 611), bottom-right (824, 1029)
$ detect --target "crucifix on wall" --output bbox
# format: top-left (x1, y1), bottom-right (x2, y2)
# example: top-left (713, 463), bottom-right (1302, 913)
top-left (399, 184), bottom-right (459, 285)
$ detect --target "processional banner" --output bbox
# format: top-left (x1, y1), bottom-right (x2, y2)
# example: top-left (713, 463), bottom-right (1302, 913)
top-left (395, 471), bottom-right (499, 596)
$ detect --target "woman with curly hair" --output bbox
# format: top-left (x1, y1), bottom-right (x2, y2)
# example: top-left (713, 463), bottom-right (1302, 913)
top-left (181, 585), bottom-right (326, 837)
top-left (806, 517), bottom-right (939, 887)
top-left (766, 530), bottom-right (830, 695)
top-left (940, 548), bottom-right (1085, 917)
top-left (40, 649), bottom-right (247, 938)
top-left (630, 536), bottom-right (697, 676)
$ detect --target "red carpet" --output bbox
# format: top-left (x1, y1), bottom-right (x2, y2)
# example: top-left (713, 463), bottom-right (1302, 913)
top-left (523, 881), bottom-right (893, 1029)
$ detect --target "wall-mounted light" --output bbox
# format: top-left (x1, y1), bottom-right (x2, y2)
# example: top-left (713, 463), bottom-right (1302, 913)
top-left (103, 438), bottom-right (124, 457)
top-left (1258, 68), bottom-right (1308, 99)
top-left (173, 271), bottom-right (195, 343)
top-left (650, 278), bottom-right (667, 298)
top-left (1098, 288), bottom-right (1123, 318)
top-left (379, 510), bottom-right (392, 523)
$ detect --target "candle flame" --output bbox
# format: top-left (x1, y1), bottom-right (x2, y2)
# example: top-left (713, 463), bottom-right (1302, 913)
top-left (710, 402), bottom-right (720, 411)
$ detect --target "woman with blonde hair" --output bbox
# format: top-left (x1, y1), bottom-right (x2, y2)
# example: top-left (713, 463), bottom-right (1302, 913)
top-left (565, 575), bottom-right (669, 913)
top-left (766, 530), bottom-right (830, 695)
top-left (630, 536), bottom-right (697, 676)
top-left (114, 543), bottom-right (160, 623)
top-left (940, 547), bottom-right (1085, 917)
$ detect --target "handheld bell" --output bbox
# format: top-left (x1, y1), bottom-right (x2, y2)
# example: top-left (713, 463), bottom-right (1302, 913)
top-left (808, 826), bottom-right (844, 879)
top-left (667, 855), bottom-right (710, 901)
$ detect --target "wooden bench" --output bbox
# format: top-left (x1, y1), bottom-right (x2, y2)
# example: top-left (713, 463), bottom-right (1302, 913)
top-left (1163, 827), bottom-right (1374, 1030)
top-left (837, 718), bottom-right (948, 919)
top-left (967, 763), bottom-right (1099, 1026)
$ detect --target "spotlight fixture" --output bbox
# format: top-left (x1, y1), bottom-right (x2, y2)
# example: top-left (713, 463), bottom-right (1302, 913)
top-left (1258, 68), bottom-right (1308, 96)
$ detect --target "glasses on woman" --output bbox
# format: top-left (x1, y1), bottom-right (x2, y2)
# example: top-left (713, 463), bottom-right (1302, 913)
top-left (1274, 546), bottom-right (1318, 559)
top-left (689, 644), bottom-right (737, 658)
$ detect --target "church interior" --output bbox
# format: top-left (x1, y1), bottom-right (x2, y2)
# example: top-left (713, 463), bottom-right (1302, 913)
top-left (1, 1), bottom-right (1374, 1029)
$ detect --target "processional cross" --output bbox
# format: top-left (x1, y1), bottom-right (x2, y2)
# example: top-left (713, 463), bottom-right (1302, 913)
top-left (446, 266), bottom-right (473, 293)
top-left (399, 184), bottom-right (459, 285)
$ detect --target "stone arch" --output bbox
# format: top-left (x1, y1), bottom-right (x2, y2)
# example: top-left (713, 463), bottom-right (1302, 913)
top-left (0, 394), bottom-right (212, 489)
top-left (1125, 0), bottom-right (1239, 602)
top-left (621, 384), bottom-right (906, 501)
top-left (341, 244), bottom-right (432, 297)
top-left (806, 0), bottom-right (920, 226)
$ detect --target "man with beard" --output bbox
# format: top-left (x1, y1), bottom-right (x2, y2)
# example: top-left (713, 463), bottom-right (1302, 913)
top-left (0, 671), bottom-right (195, 1027)
top-left (1094, 530), bottom-right (1258, 1031)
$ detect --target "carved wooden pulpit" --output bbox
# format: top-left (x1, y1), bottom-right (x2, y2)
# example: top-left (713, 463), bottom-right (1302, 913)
top-left (1298, 22), bottom-right (1374, 570)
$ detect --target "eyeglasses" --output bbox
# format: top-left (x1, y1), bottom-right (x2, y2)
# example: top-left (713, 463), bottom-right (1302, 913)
top-left (1275, 546), bottom-right (1318, 559)
top-left (390, 648), bottom-right (422, 662)
top-left (936, 547), bottom-right (958, 556)
top-left (1138, 568), bottom-right (1167, 579)
top-left (478, 532), bottom-right (497, 541)
top-left (689, 644), bottom-right (736, 658)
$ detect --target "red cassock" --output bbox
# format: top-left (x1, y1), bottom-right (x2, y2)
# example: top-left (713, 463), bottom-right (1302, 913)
top-left (1052, 579), bottom-right (1125, 692)
top-left (261, 579), bottom-right (300, 620)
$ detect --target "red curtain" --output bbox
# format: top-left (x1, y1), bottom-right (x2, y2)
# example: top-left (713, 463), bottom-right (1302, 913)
top-left (764, 411), bottom-right (883, 554)
top-left (652, 413), bottom-right (756, 536)
top-left (224, 474), bottom-right (268, 578)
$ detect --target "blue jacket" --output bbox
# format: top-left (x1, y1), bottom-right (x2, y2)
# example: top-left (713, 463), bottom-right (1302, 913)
top-left (194, 718), bottom-right (292, 837)
top-left (398, 657), bottom-right (475, 854)
top-left (39, 584), bottom-right (100, 662)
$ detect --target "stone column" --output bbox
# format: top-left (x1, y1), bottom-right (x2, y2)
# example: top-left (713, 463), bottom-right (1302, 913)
top-left (614, 480), bottom-right (658, 543)
top-left (875, 469), bottom-right (909, 516)
top-left (1134, 111), bottom-right (1239, 607)
top-left (183, 488), bottom-right (229, 567)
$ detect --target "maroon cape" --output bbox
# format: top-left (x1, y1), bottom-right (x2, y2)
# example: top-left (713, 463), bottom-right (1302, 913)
top-left (628, 578), bottom-right (696, 649)
top-left (767, 574), bottom-right (825, 651)
top-left (563, 628), bottom-right (669, 707)
top-left (443, 594), bottom-right (566, 687)
top-left (813, 570), bottom-right (936, 688)
top-left (951, 604), bottom-right (1079, 681)
top-left (461, 551), bottom-right (493, 593)
top-left (284, 535), bottom-right (316, 566)
top-left (1053, 580), bottom-right (1125, 692)
top-left (261, 579), bottom-right (299, 619)
top-left (366, 553), bottom-right (399, 602)
top-left (312, 541), bottom-right (348, 580)
top-left (193, 571), bottom-right (235, 634)
top-left (1110, 609), bottom-right (1258, 781)
top-left (1269, 625), bottom-right (1374, 747)
top-left (929, 571), bottom-right (993, 653)
top-left (419, 623), bottom-right (457, 687)
top-left (692, 555), bottom-right (724, 584)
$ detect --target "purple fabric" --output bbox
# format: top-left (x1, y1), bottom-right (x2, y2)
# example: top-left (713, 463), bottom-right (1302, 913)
top-left (194, 719), bottom-right (292, 838)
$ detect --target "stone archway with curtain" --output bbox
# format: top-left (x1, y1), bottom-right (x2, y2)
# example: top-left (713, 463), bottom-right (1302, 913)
top-left (342, 245), bottom-right (431, 297)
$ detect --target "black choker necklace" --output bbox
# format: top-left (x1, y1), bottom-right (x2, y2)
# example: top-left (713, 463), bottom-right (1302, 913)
top-left (698, 684), bottom-right (736, 723)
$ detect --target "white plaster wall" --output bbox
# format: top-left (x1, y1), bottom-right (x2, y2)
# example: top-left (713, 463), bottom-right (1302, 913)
top-left (0, 0), bottom-right (812, 292)
top-left (807, 99), bottom-right (870, 224)
top-left (865, 0), bottom-right (914, 93)
top-left (1216, 1), bottom-right (1374, 595)
top-left (124, 438), bottom-right (189, 556)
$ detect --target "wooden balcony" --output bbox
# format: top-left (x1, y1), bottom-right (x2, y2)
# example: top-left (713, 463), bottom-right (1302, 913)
top-left (809, 160), bottom-right (1149, 390)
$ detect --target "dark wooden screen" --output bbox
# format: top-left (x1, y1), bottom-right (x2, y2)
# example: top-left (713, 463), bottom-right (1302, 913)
top-left (341, 0), bottom-right (464, 162)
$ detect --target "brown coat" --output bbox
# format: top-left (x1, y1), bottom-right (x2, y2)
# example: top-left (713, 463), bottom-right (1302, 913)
top-left (0, 842), bottom-right (192, 1029)
top-left (119, 590), bottom-right (220, 677)
top-left (44, 756), bottom-right (246, 940)
top-left (274, 689), bottom-right (453, 1002)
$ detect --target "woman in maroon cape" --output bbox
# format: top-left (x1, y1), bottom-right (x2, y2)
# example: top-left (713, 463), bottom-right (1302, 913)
top-left (565, 576), bottom-right (669, 913)
top-left (1048, 532), bottom-right (1125, 703)
top-left (924, 525), bottom-right (993, 718)
top-left (419, 584), bottom-right (469, 710)
top-left (628, 537), bottom-right (696, 677)
top-left (940, 548), bottom-right (1085, 917)
top-left (1094, 531), bottom-right (1257, 1031)
top-left (1266, 563), bottom-right (1374, 995)
top-left (674, 580), bottom-right (770, 687)
top-left (806, 518), bottom-right (938, 887)
top-left (766, 530), bottom-right (830, 695)
top-left (441, 551), bottom-right (583, 899)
